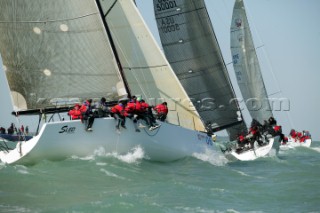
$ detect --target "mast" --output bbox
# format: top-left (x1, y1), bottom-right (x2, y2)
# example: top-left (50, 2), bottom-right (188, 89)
top-left (95, 0), bottom-right (132, 98)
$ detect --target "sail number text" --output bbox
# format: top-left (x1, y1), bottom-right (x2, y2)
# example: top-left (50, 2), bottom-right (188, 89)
top-left (160, 17), bottom-right (180, 33)
top-left (156, 0), bottom-right (177, 11)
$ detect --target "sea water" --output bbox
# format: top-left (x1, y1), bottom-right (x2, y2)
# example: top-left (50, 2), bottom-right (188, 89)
top-left (0, 142), bottom-right (319, 213)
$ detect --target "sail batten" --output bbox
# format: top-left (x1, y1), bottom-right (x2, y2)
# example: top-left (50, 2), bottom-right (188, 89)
top-left (153, 0), bottom-right (247, 138)
top-left (230, 0), bottom-right (273, 123)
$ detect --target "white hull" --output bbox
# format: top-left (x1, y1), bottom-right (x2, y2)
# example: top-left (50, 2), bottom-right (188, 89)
top-left (0, 117), bottom-right (215, 164)
top-left (225, 137), bottom-right (275, 161)
top-left (280, 137), bottom-right (312, 150)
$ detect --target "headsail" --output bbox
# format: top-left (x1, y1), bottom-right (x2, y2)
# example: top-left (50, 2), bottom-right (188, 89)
top-left (99, 0), bottom-right (205, 131)
top-left (0, 0), bottom-right (124, 110)
top-left (231, 0), bottom-right (273, 123)
top-left (153, 0), bottom-right (247, 138)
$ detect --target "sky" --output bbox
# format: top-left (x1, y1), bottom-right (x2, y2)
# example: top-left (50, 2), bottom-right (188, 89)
top-left (136, 0), bottom-right (320, 140)
top-left (1, 0), bottom-right (319, 140)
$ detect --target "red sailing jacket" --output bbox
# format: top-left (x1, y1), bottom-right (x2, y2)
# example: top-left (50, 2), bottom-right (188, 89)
top-left (249, 127), bottom-right (257, 136)
top-left (139, 102), bottom-right (149, 113)
top-left (111, 104), bottom-right (128, 117)
top-left (274, 125), bottom-right (281, 132)
top-left (68, 105), bottom-right (82, 120)
top-left (154, 104), bottom-right (168, 115)
top-left (238, 135), bottom-right (245, 142)
top-left (125, 102), bottom-right (136, 114)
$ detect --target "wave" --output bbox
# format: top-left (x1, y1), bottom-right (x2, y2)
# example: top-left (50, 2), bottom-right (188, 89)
top-left (71, 145), bottom-right (145, 164)
top-left (311, 147), bottom-right (320, 153)
top-left (14, 164), bottom-right (29, 175)
top-left (106, 146), bottom-right (145, 164)
top-left (99, 168), bottom-right (126, 180)
top-left (192, 147), bottom-right (228, 166)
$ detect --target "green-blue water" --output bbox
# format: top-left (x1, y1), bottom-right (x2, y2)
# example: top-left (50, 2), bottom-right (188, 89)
top-left (0, 142), bottom-right (319, 213)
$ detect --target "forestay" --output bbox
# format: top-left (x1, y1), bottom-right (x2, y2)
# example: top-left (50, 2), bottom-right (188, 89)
top-left (153, 0), bottom-right (247, 139)
top-left (100, 0), bottom-right (204, 131)
top-left (230, 0), bottom-right (273, 123)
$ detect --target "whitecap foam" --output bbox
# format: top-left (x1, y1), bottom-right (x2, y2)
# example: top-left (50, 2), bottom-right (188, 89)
top-left (311, 147), bottom-right (320, 153)
top-left (234, 170), bottom-right (250, 177)
top-left (70, 146), bottom-right (106, 161)
top-left (100, 168), bottom-right (125, 180)
top-left (111, 146), bottom-right (145, 164)
top-left (192, 147), bottom-right (228, 166)
top-left (96, 162), bottom-right (107, 166)
top-left (70, 146), bottom-right (145, 164)
top-left (14, 165), bottom-right (29, 175)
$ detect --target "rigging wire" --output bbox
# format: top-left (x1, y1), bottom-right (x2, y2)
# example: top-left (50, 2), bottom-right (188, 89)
top-left (244, 1), bottom-right (295, 129)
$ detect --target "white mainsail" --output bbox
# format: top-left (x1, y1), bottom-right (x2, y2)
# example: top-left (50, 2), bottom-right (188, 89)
top-left (0, 0), bottom-right (123, 109)
top-left (230, 0), bottom-right (273, 123)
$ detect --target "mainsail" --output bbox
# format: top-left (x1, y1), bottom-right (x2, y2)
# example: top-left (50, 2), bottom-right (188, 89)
top-left (230, 0), bottom-right (273, 123)
top-left (0, 0), bottom-right (204, 131)
top-left (153, 0), bottom-right (247, 139)
top-left (0, 0), bottom-right (123, 110)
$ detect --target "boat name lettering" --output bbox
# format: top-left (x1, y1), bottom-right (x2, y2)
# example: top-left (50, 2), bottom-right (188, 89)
top-left (59, 125), bottom-right (76, 134)
top-left (156, 0), bottom-right (177, 11)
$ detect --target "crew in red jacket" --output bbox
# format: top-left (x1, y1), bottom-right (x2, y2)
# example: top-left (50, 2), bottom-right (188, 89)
top-left (68, 104), bottom-right (82, 120)
top-left (136, 98), bottom-right (160, 131)
top-left (290, 129), bottom-right (297, 138)
top-left (111, 101), bottom-right (128, 129)
top-left (153, 102), bottom-right (168, 121)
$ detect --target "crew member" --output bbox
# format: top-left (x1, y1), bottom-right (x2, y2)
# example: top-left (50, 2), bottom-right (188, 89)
top-left (153, 102), bottom-right (168, 121)
top-left (111, 100), bottom-right (128, 130)
top-left (80, 99), bottom-right (95, 131)
top-left (68, 104), bottom-right (82, 120)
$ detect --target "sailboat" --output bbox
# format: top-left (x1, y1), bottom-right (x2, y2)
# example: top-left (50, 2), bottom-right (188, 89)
top-left (280, 129), bottom-right (312, 150)
top-left (153, 0), bottom-right (277, 160)
top-left (152, 0), bottom-right (247, 142)
top-left (228, 0), bottom-right (292, 159)
top-left (0, 0), bottom-right (217, 165)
